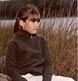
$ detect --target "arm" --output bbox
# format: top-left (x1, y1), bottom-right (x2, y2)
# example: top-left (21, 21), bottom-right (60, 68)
top-left (42, 39), bottom-right (53, 81)
top-left (5, 41), bottom-right (27, 81)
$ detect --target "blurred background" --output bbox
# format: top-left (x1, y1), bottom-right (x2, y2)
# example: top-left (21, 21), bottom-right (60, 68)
top-left (0, 0), bottom-right (77, 81)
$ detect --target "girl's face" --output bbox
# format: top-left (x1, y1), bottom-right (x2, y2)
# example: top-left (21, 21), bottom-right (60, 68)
top-left (20, 15), bottom-right (40, 34)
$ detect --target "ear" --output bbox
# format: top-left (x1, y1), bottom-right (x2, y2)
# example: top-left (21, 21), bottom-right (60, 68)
top-left (19, 20), bottom-right (25, 27)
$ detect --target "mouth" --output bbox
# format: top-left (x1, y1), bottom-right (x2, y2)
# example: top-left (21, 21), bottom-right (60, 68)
top-left (33, 29), bottom-right (38, 32)
top-left (34, 28), bottom-right (39, 30)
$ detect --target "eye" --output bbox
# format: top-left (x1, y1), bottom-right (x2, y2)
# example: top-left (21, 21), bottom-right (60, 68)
top-left (30, 18), bottom-right (40, 23)
top-left (37, 19), bottom-right (40, 22)
top-left (31, 18), bottom-right (36, 22)
top-left (20, 17), bottom-right (28, 22)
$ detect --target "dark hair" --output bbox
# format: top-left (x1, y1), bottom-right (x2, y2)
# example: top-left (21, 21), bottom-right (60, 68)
top-left (14, 3), bottom-right (40, 33)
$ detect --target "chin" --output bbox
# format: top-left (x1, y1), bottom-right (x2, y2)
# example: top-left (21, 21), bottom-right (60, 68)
top-left (32, 31), bottom-right (37, 34)
top-left (32, 32), bottom-right (37, 34)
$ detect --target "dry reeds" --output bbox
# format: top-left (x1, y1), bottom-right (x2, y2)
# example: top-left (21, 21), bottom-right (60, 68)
top-left (39, 17), bottom-right (77, 81)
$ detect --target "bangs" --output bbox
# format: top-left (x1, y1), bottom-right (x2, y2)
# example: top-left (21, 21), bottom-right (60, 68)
top-left (22, 7), bottom-right (41, 19)
top-left (29, 14), bottom-right (40, 19)
top-left (18, 4), bottom-right (41, 21)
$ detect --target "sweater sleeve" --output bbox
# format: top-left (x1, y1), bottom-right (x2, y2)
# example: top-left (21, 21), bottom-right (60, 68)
top-left (5, 41), bottom-right (27, 81)
top-left (42, 39), bottom-right (53, 81)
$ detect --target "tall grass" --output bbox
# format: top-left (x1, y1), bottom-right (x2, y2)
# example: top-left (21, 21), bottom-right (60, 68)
top-left (0, 25), bottom-right (13, 57)
top-left (39, 18), bottom-right (77, 80)
top-left (0, 25), bottom-right (13, 73)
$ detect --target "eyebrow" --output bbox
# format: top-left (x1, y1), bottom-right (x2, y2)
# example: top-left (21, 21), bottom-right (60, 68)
top-left (20, 16), bottom-right (28, 21)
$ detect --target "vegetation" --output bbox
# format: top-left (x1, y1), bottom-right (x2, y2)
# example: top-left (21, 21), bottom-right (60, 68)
top-left (0, 25), bottom-right (13, 74)
top-left (40, 21), bottom-right (77, 80)
top-left (0, 0), bottom-right (77, 19)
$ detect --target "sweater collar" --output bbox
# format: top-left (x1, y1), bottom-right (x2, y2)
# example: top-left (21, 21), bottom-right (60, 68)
top-left (16, 29), bottom-right (37, 39)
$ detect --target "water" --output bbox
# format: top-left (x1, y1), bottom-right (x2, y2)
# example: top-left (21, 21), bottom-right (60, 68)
top-left (0, 20), bottom-right (15, 27)
top-left (0, 17), bottom-right (77, 32)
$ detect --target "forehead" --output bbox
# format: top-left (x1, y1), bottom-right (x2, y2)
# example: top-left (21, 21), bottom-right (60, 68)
top-left (28, 14), bottom-right (40, 19)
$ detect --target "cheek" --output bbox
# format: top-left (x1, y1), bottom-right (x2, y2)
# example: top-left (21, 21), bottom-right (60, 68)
top-left (25, 23), bottom-right (33, 31)
top-left (26, 21), bottom-right (32, 27)
top-left (28, 23), bottom-right (35, 29)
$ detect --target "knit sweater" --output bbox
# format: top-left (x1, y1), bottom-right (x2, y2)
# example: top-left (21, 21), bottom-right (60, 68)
top-left (5, 29), bottom-right (52, 81)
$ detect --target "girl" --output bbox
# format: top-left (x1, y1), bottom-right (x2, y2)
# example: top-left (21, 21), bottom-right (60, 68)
top-left (5, 3), bottom-right (74, 81)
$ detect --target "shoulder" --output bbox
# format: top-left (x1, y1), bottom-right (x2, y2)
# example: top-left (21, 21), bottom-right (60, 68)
top-left (7, 34), bottom-right (19, 47)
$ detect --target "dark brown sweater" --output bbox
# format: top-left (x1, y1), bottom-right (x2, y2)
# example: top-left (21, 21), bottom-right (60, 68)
top-left (5, 29), bottom-right (52, 81)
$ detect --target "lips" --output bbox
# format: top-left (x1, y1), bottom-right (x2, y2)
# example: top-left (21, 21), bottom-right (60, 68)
top-left (33, 29), bottom-right (38, 31)
top-left (34, 28), bottom-right (39, 30)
